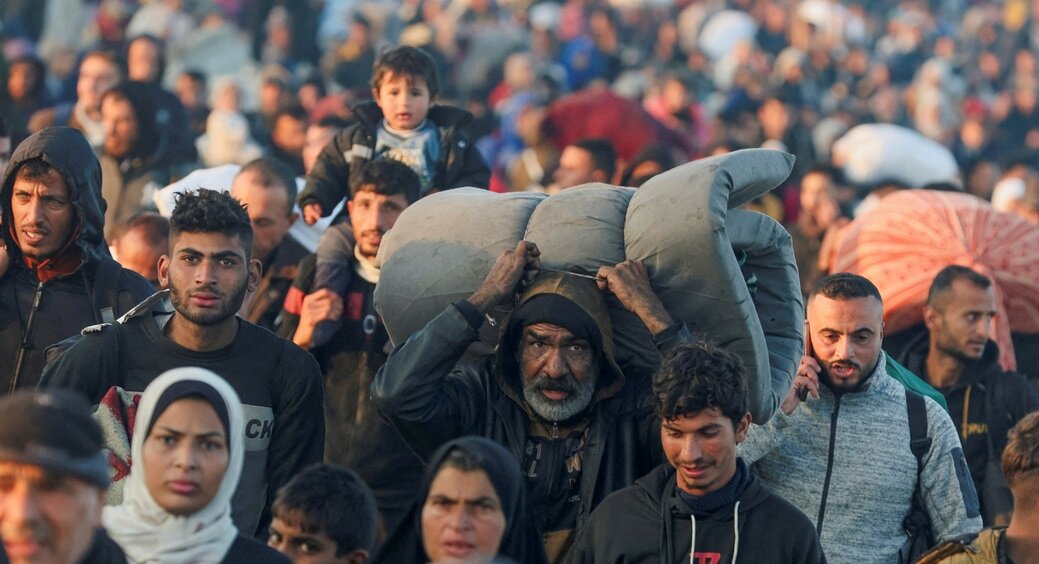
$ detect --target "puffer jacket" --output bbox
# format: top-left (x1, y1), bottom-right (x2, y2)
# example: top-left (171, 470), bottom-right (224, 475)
top-left (297, 101), bottom-right (490, 215)
top-left (0, 127), bottom-right (153, 392)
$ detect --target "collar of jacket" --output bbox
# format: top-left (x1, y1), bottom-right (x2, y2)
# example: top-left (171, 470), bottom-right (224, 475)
top-left (15, 224), bottom-right (85, 283)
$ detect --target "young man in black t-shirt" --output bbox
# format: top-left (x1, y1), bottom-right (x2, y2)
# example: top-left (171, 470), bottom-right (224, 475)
top-left (41, 189), bottom-right (324, 538)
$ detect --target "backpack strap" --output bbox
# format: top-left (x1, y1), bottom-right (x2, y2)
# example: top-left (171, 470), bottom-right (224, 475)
top-left (91, 258), bottom-right (122, 324)
top-left (906, 388), bottom-right (932, 468)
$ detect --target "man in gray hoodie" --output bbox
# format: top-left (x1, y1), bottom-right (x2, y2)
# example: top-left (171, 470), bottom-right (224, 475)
top-left (740, 273), bottom-right (982, 564)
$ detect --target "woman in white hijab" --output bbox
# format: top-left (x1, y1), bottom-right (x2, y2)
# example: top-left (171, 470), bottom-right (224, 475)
top-left (104, 367), bottom-right (288, 563)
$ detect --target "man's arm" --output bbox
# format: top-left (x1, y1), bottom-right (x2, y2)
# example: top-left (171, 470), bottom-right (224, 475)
top-left (372, 241), bottom-right (541, 459)
top-left (920, 397), bottom-right (983, 542)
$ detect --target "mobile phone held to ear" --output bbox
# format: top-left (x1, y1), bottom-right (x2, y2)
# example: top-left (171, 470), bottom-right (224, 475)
top-left (798, 320), bottom-right (812, 402)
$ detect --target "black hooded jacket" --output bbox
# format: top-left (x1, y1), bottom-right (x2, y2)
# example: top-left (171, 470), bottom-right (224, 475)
top-left (569, 462), bottom-right (826, 564)
top-left (0, 127), bottom-right (154, 392)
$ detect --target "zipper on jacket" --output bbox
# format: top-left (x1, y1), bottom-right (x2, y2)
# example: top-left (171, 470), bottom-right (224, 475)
top-left (815, 394), bottom-right (842, 535)
top-left (551, 422), bottom-right (559, 439)
top-left (11, 280), bottom-right (45, 393)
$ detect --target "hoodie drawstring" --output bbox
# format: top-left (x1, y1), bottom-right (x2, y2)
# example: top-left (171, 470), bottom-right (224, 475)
top-left (689, 514), bottom-right (696, 564)
top-left (731, 500), bottom-right (741, 563)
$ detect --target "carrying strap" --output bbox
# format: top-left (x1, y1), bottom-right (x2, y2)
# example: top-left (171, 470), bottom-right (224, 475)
top-left (907, 389), bottom-right (932, 472)
top-left (91, 258), bottom-right (122, 324)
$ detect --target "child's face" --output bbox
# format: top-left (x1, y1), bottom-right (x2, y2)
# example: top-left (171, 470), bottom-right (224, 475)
top-left (373, 72), bottom-right (432, 130)
top-left (269, 516), bottom-right (356, 564)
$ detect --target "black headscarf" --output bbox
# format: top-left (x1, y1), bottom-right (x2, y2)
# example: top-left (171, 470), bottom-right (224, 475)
top-left (371, 436), bottom-right (548, 564)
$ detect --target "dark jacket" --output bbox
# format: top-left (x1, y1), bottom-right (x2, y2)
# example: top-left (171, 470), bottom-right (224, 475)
top-left (0, 127), bottom-right (154, 392)
top-left (372, 273), bottom-right (691, 560)
top-left (569, 462), bottom-right (826, 564)
top-left (297, 101), bottom-right (490, 215)
top-left (896, 334), bottom-right (1039, 523)
top-left (241, 236), bottom-right (308, 332)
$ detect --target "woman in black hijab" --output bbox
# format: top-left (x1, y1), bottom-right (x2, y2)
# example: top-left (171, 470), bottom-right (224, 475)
top-left (372, 436), bottom-right (548, 564)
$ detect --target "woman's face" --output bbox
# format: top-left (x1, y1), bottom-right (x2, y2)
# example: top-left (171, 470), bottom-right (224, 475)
top-left (421, 467), bottom-right (506, 564)
top-left (142, 398), bottom-right (229, 516)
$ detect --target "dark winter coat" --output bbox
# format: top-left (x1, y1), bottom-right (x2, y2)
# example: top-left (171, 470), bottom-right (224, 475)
top-left (0, 127), bottom-right (153, 392)
top-left (297, 101), bottom-right (489, 215)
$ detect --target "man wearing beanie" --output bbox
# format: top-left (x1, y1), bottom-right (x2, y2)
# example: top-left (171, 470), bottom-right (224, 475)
top-left (0, 390), bottom-right (126, 563)
top-left (373, 241), bottom-right (693, 563)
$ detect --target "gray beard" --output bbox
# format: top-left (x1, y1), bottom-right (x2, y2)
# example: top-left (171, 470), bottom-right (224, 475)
top-left (523, 371), bottom-right (598, 422)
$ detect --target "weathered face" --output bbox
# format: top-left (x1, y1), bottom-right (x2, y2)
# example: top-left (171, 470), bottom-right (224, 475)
top-left (661, 408), bottom-right (751, 496)
top-left (231, 170), bottom-right (297, 264)
top-left (806, 295), bottom-right (885, 391)
top-left (517, 323), bottom-right (598, 422)
top-left (421, 467), bottom-right (505, 564)
top-left (142, 398), bottom-right (229, 516)
top-left (0, 462), bottom-right (104, 564)
top-left (158, 230), bottom-right (259, 327)
top-left (269, 515), bottom-right (358, 564)
top-left (10, 170), bottom-right (76, 261)
top-left (925, 279), bottom-right (997, 363)
top-left (346, 189), bottom-right (408, 260)
top-left (101, 96), bottom-right (139, 159)
top-left (553, 146), bottom-right (602, 189)
top-left (373, 73), bottom-right (431, 131)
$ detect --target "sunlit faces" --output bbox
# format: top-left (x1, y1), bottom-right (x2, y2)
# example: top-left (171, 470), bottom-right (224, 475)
top-left (346, 189), bottom-right (408, 259)
top-left (10, 169), bottom-right (76, 262)
top-left (372, 73), bottom-right (432, 131)
top-left (661, 409), bottom-right (750, 497)
top-left (269, 514), bottom-right (362, 564)
top-left (76, 55), bottom-right (120, 114)
top-left (142, 398), bottom-right (229, 516)
top-left (101, 95), bottom-right (139, 159)
top-left (806, 295), bottom-right (885, 391)
top-left (230, 170), bottom-right (297, 264)
top-left (0, 462), bottom-right (105, 564)
top-left (553, 146), bottom-right (602, 189)
top-left (302, 125), bottom-right (337, 175)
top-left (421, 467), bottom-right (505, 564)
top-left (518, 323), bottom-right (598, 422)
top-left (157, 231), bottom-right (259, 327)
top-left (926, 279), bottom-right (997, 363)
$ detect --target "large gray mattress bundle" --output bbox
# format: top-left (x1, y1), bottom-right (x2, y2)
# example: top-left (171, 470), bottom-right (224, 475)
top-left (375, 149), bottom-right (801, 423)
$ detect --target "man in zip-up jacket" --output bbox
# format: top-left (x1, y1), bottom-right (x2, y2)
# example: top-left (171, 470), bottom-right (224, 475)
top-left (570, 342), bottom-right (824, 564)
top-left (0, 127), bottom-right (153, 393)
top-left (740, 273), bottom-right (982, 564)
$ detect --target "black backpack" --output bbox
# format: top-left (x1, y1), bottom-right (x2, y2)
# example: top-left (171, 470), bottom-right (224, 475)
top-left (901, 389), bottom-right (935, 563)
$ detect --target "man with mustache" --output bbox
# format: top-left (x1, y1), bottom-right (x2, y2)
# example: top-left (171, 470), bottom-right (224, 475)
top-left (739, 273), bottom-right (982, 564)
top-left (277, 159), bottom-right (423, 534)
top-left (373, 243), bottom-right (693, 562)
top-left (895, 265), bottom-right (1039, 526)
top-left (41, 189), bottom-right (323, 539)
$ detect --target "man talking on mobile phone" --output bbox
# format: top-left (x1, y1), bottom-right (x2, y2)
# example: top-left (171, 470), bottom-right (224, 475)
top-left (739, 273), bottom-right (982, 564)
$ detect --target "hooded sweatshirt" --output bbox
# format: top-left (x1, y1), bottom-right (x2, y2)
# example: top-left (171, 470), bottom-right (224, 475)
top-left (0, 127), bottom-right (154, 392)
top-left (570, 460), bottom-right (826, 564)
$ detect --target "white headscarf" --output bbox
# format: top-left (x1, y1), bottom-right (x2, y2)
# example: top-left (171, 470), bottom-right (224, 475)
top-left (103, 368), bottom-right (244, 564)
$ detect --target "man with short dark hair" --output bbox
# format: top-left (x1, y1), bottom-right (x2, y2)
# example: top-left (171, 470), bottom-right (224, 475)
top-left (372, 243), bottom-right (693, 561)
top-left (896, 265), bottom-right (1039, 525)
top-left (552, 137), bottom-right (617, 190)
top-left (0, 127), bottom-right (153, 393)
top-left (112, 211), bottom-right (169, 289)
top-left (0, 390), bottom-right (126, 563)
top-left (278, 159), bottom-right (422, 533)
top-left (231, 158), bottom-right (307, 331)
top-left (269, 465), bottom-right (378, 564)
top-left (571, 342), bottom-right (825, 563)
top-left (41, 188), bottom-right (324, 537)
top-left (740, 273), bottom-right (982, 563)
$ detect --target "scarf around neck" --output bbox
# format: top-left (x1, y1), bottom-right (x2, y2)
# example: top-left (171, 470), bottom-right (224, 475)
top-left (103, 368), bottom-right (244, 563)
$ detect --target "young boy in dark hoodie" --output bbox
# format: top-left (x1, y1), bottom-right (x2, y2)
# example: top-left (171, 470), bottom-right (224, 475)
top-left (297, 45), bottom-right (489, 226)
top-left (570, 342), bottom-right (826, 564)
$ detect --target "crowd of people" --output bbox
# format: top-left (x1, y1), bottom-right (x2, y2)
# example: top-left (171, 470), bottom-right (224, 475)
top-left (2, 0), bottom-right (1039, 563)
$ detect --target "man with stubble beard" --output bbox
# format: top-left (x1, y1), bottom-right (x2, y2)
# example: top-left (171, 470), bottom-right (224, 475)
top-left (739, 273), bottom-right (982, 564)
top-left (41, 189), bottom-right (323, 539)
